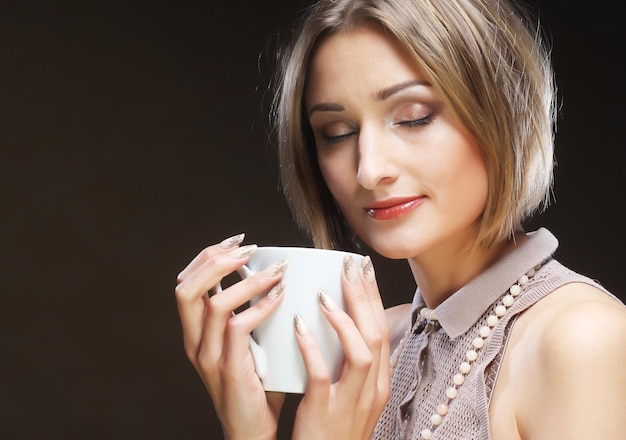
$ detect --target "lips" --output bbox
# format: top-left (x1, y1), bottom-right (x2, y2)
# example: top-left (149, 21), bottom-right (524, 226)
top-left (364, 197), bottom-right (424, 220)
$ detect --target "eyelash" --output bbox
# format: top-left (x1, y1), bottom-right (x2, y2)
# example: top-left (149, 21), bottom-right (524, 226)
top-left (397, 113), bottom-right (435, 128)
top-left (323, 113), bottom-right (435, 145)
top-left (325, 133), bottom-right (354, 145)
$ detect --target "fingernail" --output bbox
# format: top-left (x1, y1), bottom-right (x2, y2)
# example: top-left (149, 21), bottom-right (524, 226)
top-left (268, 281), bottom-right (285, 300)
top-left (229, 244), bottom-right (257, 259)
top-left (263, 260), bottom-right (288, 278)
top-left (318, 290), bottom-right (337, 312)
top-left (343, 255), bottom-right (359, 284)
top-left (219, 233), bottom-right (245, 249)
top-left (294, 314), bottom-right (308, 335)
top-left (361, 256), bottom-right (375, 283)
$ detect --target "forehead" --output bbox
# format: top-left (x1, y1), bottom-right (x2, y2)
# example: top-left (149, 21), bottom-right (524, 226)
top-left (305, 24), bottom-right (426, 102)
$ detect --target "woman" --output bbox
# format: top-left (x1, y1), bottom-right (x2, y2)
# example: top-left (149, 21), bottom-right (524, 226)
top-left (175, 0), bottom-right (626, 438)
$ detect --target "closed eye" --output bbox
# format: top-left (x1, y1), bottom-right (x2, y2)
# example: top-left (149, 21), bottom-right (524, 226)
top-left (396, 113), bottom-right (435, 128)
top-left (324, 132), bottom-right (354, 145)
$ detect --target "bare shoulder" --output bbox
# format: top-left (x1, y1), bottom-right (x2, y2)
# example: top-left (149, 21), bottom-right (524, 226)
top-left (534, 282), bottom-right (626, 353)
top-left (517, 282), bottom-right (626, 367)
top-left (511, 283), bottom-right (626, 439)
top-left (385, 303), bottom-right (412, 352)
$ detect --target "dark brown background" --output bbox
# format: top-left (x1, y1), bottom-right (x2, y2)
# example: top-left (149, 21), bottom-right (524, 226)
top-left (1, 0), bottom-right (623, 438)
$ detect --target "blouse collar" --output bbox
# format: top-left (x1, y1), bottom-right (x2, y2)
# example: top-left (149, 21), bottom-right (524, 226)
top-left (411, 228), bottom-right (558, 338)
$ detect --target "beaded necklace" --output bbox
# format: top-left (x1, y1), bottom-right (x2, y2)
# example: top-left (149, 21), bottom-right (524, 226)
top-left (390, 261), bottom-right (545, 440)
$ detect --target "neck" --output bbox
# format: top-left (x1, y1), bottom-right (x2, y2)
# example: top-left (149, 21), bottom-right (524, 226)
top-left (408, 232), bottom-right (525, 309)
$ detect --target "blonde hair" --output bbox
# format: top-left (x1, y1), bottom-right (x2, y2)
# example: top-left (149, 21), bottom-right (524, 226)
top-left (271, 0), bottom-right (556, 250)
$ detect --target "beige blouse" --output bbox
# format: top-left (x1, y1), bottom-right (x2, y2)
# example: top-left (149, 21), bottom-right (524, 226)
top-left (372, 228), bottom-right (614, 439)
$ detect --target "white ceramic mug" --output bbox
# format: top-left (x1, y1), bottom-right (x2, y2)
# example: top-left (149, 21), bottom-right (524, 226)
top-left (237, 246), bottom-right (364, 393)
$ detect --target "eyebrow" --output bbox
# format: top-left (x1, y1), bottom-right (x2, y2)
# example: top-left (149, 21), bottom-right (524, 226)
top-left (308, 79), bottom-right (430, 116)
top-left (377, 79), bottom-right (430, 100)
top-left (308, 102), bottom-right (345, 115)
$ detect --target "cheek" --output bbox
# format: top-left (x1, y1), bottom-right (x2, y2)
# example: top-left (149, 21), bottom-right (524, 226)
top-left (317, 149), bottom-right (355, 201)
top-left (447, 139), bottom-right (489, 209)
top-left (421, 126), bottom-right (488, 209)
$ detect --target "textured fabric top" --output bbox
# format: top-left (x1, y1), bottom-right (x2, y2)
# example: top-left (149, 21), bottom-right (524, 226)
top-left (372, 228), bottom-right (615, 439)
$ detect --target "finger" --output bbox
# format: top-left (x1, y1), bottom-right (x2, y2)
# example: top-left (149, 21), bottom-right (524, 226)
top-left (176, 233), bottom-right (245, 283)
top-left (350, 258), bottom-right (390, 418)
top-left (175, 244), bottom-right (257, 360)
top-left (294, 314), bottom-right (331, 406)
top-left (179, 244), bottom-right (258, 306)
top-left (328, 256), bottom-right (390, 407)
top-left (344, 256), bottom-right (390, 348)
top-left (359, 256), bottom-right (388, 332)
top-left (341, 257), bottom-right (388, 362)
top-left (341, 256), bottom-right (378, 328)
top-left (213, 281), bottom-right (287, 367)
top-left (349, 256), bottom-right (391, 400)
top-left (356, 256), bottom-right (390, 358)
top-left (317, 291), bottom-right (372, 391)
top-left (215, 285), bottom-right (287, 429)
top-left (203, 262), bottom-right (289, 364)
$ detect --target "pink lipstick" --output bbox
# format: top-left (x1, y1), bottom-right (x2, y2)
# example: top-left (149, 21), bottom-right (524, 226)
top-left (365, 197), bottom-right (424, 220)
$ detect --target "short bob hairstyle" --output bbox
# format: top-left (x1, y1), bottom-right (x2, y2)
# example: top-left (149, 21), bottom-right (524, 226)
top-left (271, 0), bottom-right (556, 251)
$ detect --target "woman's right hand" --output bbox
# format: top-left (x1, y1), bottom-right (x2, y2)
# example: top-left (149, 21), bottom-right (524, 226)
top-left (175, 233), bottom-right (288, 440)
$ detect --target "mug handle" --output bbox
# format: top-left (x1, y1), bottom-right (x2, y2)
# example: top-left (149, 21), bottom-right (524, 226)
top-left (214, 265), bottom-right (268, 383)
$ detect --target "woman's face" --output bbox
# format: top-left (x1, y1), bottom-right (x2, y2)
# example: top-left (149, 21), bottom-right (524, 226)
top-left (305, 24), bottom-right (489, 260)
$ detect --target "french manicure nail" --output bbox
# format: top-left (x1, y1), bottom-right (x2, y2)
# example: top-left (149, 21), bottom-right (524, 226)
top-left (361, 256), bottom-right (375, 283)
top-left (294, 314), bottom-right (309, 335)
top-left (268, 281), bottom-right (285, 300)
top-left (263, 260), bottom-right (288, 277)
top-left (229, 244), bottom-right (257, 259)
top-left (318, 290), bottom-right (337, 312)
top-left (343, 255), bottom-right (359, 284)
top-left (219, 233), bottom-right (245, 249)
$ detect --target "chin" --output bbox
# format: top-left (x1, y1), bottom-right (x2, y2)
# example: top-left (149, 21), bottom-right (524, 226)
top-left (362, 237), bottom-right (417, 260)
top-left (377, 248), bottom-right (416, 260)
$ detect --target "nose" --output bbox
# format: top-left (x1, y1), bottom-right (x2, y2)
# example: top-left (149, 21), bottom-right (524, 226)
top-left (356, 124), bottom-right (399, 189)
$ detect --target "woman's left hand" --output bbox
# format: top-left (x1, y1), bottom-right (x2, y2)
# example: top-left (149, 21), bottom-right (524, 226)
top-left (291, 255), bottom-right (391, 440)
